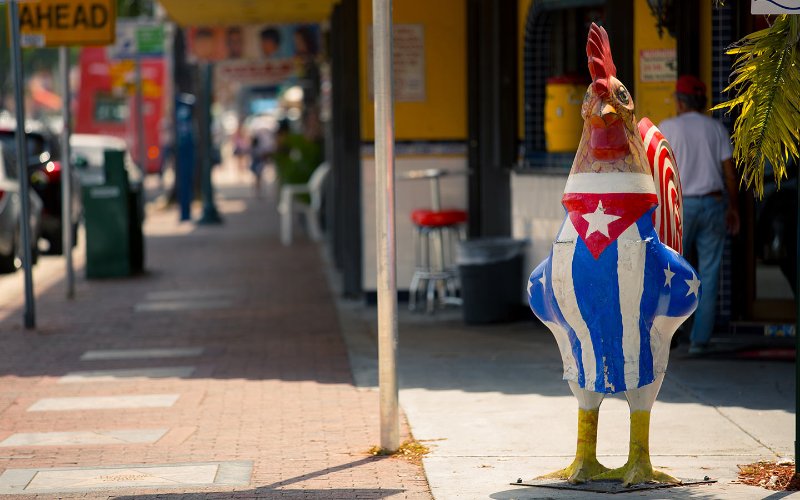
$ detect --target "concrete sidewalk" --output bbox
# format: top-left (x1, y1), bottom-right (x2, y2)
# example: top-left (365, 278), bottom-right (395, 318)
top-left (337, 300), bottom-right (797, 499)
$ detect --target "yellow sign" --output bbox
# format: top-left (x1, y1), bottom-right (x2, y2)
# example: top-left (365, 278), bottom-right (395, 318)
top-left (19, 0), bottom-right (116, 48)
top-left (110, 60), bottom-right (135, 95)
top-left (110, 60), bottom-right (162, 98)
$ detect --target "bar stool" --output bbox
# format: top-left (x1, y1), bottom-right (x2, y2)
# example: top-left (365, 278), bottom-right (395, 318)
top-left (409, 208), bottom-right (467, 312)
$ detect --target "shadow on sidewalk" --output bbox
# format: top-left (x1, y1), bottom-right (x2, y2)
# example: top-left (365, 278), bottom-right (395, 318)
top-left (111, 457), bottom-right (406, 499)
top-left (489, 485), bottom-right (797, 499)
top-left (0, 179), bottom-right (793, 416)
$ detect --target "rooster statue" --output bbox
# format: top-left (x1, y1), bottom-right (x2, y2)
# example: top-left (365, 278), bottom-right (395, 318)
top-left (527, 23), bottom-right (700, 487)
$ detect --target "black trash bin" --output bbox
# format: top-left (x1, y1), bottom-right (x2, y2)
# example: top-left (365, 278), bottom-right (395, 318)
top-left (457, 238), bottom-right (528, 324)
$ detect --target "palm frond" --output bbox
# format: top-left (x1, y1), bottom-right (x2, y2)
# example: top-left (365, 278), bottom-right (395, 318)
top-left (712, 15), bottom-right (800, 197)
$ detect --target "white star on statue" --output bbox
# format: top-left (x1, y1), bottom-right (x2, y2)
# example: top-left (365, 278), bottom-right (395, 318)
top-left (664, 263), bottom-right (675, 287)
top-left (582, 201), bottom-right (621, 238)
top-left (685, 273), bottom-right (701, 298)
top-left (527, 279), bottom-right (533, 297)
top-left (539, 268), bottom-right (547, 288)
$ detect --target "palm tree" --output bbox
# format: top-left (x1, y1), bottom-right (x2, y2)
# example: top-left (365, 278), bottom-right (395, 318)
top-left (712, 14), bottom-right (800, 197)
top-left (712, 12), bottom-right (800, 477)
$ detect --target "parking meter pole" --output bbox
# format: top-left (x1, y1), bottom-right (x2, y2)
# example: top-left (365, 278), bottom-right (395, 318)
top-left (135, 42), bottom-right (147, 188)
top-left (8, 0), bottom-right (35, 329)
top-left (59, 46), bottom-right (75, 299)
top-left (796, 179), bottom-right (799, 471)
top-left (373, 0), bottom-right (399, 452)
top-left (198, 63), bottom-right (221, 225)
top-left (175, 94), bottom-right (195, 221)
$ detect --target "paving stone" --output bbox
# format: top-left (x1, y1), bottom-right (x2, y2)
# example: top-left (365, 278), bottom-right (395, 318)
top-left (0, 429), bottom-right (168, 447)
top-left (58, 366), bottom-right (196, 383)
top-left (27, 395), bottom-right (180, 412)
top-left (134, 299), bottom-right (234, 312)
top-left (144, 289), bottom-right (237, 301)
top-left (80, 347), bottom-right (204, 361)
top-left (0, 461), bottom-right (252, 494)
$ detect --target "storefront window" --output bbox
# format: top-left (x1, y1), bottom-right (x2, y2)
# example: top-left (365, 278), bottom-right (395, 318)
top-left (522, 1), bottom-right (604, 168)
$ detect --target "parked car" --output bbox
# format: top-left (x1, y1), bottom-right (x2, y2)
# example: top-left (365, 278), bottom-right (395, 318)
top-left (70, 133), bottom-right (143, 187)
top-left (0, 143), bottom-right (43, 273)
top-left (0, 128), bottom-right (81, 255)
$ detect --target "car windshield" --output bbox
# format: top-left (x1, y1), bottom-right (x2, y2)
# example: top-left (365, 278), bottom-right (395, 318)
top-left (0, 132), bottom-right (49, 164)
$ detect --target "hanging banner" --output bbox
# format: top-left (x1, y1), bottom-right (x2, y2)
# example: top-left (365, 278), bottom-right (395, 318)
top-left (18, 0), bottom-right (116, 48)
top-left (186, 24), bottom-right (320, 62)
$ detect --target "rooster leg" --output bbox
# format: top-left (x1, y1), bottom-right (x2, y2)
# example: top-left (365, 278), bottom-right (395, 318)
top-left (539, 381), bottom-right (609, 484)
top-left (591, 374), bottom-right (679, 486)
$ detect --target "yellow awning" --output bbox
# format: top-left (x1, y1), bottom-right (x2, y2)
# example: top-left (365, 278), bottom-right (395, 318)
top-left (158, 0), bottom-right (338, 26)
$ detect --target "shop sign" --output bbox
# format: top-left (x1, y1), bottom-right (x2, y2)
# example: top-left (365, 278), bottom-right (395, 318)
top-left (367, 24), bottom-right (426, 102)
top-left (751, 0), bottom-right (800, 15)
top-left (18, 0), bottom-right (115, 47)
top-left (639, 49), bottom-right (677, 83)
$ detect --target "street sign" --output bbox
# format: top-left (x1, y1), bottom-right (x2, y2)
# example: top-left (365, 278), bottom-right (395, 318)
top-left (19, 0), bottom-right (116, 48)
top-left (136, 24), bottom-right (165, 56)
top-left (751, 0), bottom-right (800, 14)
top-left (109, 21), bottom-right (164, 60)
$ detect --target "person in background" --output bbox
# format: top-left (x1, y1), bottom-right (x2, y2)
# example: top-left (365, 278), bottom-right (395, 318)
top-left (259, 28), bottom-right (281, 58)
top-left (192, 27), bottom-right (216, 61)
top-left (225, 26), bottom-right (245, 59)
top-left (232, 123), bottom-right (250, 179)
top-left (249, 122), bottom-right (276, 198)
top-left (659, 74), bottom-right (740, 356)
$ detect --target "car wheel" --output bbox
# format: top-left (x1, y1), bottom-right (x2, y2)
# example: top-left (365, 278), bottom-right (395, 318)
top-left (30, 241), bottom-right (39, 265)
top-left (0, 235), bottom-right (18, 274)
top-left (47, 234), bottom-right (63, 255)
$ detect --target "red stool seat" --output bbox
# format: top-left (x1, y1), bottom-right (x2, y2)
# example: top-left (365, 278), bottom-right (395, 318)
top-left (411, 209), bottom-right (467, 227)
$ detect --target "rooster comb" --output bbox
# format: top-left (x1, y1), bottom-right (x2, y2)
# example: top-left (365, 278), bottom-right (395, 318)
top-left (586, 23), bottom-right (616, 98)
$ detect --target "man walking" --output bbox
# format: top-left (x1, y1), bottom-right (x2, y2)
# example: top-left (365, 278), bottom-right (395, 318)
top-left (659, 75), bottom-right (740, 355)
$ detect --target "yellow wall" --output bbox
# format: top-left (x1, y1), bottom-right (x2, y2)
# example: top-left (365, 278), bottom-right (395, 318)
top-left (359, 0), bottom-right (466, 141)
top-left (633, 0), bottom-right (677, 126)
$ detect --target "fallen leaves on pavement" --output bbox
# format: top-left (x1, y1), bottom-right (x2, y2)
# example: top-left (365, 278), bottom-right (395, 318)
top-left (736, 461), bottom-right (800, 491)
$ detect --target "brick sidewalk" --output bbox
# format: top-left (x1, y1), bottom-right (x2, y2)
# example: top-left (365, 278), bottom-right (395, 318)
top-left (0, 175), bottom-right (431, 499)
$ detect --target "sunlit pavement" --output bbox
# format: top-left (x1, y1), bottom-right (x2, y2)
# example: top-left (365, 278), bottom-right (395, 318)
top-left (338, 293), bottom-right (796, 498)
top-left (0, 163), bottom-right (795, 499)
top-left (0, 166), bottom-right (431, 499)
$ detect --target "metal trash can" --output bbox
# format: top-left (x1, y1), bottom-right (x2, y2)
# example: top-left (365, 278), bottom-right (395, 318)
top-left (457, 238), bottom-right (528, 324)
top-left (82, 150), bottom-right (144, 278)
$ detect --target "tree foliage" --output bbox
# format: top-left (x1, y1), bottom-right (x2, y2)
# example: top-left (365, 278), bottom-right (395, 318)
top-left (712, 15), bottom-right (800, 197)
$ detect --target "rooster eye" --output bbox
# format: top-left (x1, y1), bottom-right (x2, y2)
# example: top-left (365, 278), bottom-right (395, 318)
top-left (616, 86), bottom-right (630, 105)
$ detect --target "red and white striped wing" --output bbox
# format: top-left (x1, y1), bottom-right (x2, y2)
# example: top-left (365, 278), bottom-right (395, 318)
top-left (638, 118), bottom-right (684, 255)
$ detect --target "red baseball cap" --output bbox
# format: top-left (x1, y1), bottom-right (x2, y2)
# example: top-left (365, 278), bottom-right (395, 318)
top-left (675, 75), bottom-right (706, 96)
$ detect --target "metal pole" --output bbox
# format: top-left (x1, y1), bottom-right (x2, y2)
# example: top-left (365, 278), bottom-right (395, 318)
top-left (198, 62), bottom-right (221, 224)
top-left (794, 173), bottom-right (800, 468)
top-left (8, 0), bottom-right (35, 329)
top-left (135, 32), bottom-right (146, 183)
top-left (59, 46), bottom-right (74, 299)
top-left (372, 0), bottom-right (399, 452)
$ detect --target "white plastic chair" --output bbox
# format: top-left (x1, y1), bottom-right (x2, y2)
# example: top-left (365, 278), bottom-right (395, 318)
top-left (278, 162), bottom-right (330, 246)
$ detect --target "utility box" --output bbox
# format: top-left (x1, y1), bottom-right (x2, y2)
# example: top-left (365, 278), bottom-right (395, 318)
top-left (83, 150), bottom-right (142, 278)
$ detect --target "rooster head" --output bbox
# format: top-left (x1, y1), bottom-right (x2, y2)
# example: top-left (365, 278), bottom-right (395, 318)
top-left (574, 23), bottom-right (648, 174)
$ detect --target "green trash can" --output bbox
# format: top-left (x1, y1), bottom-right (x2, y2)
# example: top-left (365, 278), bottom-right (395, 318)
top-left (83, 150), bottom-right (144, 278)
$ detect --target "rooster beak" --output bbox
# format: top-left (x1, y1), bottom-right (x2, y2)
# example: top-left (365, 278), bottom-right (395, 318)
top-left (590, 103), bottom-right (619, 128)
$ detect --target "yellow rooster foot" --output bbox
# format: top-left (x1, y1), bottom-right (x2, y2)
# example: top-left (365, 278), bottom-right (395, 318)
top-left (538, 457), bottom-right (610, 484)
top-left (591, 458), bottom-right (680, 487)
